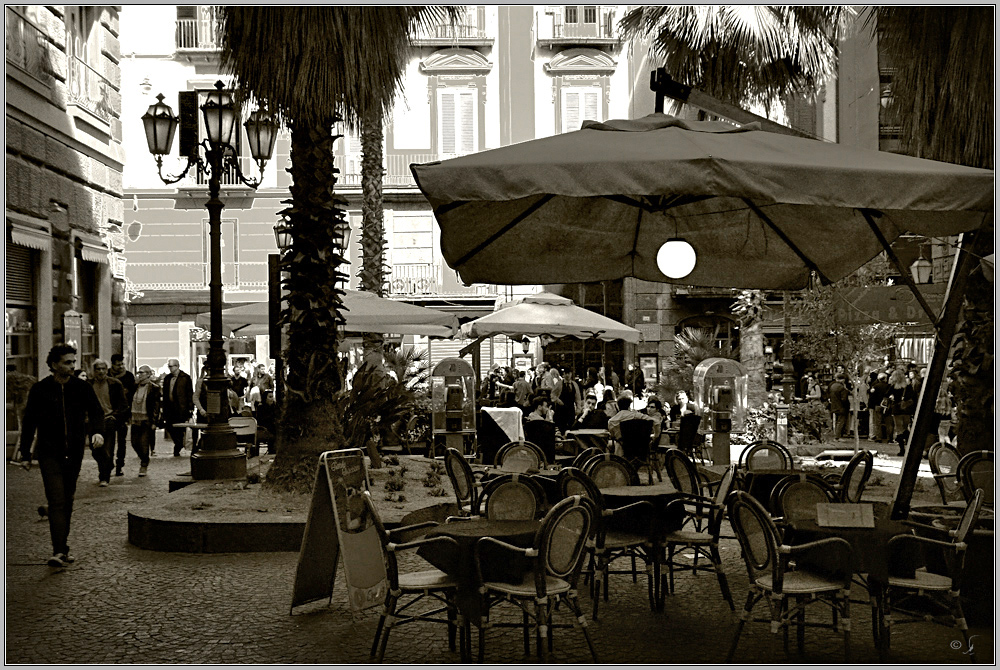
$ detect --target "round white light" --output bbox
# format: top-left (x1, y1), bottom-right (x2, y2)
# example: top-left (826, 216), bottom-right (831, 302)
top-left (656, 238), bottom-right (697, 279)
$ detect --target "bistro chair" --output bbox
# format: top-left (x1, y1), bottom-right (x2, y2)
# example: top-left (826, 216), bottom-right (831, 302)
top-left (444, 447), bottom-right (483, 517)
top-left (495, 440), bottom-right (547, 473)
top-left (737, 440), bottom-right (794, 472)
top-left (229, 416), bottom-right (258, 457)
top-left (884, 489), bottom-right (985, 662)
top-left (474, 495), bottom-right (598, 662)
top-left (660, 466), bottom-right (736, 610)
top-left (675, 413), bottom-right (708, 463)
top-left (478, 473), bottom-right (547, 521)
top-left (957, 451), bottom-right (993, 507)
top-left (556, 467), bottom-right (657, 620)
top-left (726, 490), bottom-right (853, 663)
top-left (572, 447), bottom-right (605, 471)
top-left (618, 418), bottom-right (660, 484)
top-left (929, 443), bottom-right (964, 505)
top-left (829, 450), bottom-right (874, 503)
top-left (524, 420), bottom-right (558, 465)
top-left (582, 453), bottom-right (640, 488)
top-left (361, 492), bottom-right (466, 663)
top-left (768, 475), bottom-right (837, 535)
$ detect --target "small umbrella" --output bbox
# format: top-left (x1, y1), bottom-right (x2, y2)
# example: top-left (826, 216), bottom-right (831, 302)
top-left (411, 114), bottom-right (992, 289)
top-left (460, 291), bottom-right (640, 343)
top-left (196, 290), bottom-right (459, 338)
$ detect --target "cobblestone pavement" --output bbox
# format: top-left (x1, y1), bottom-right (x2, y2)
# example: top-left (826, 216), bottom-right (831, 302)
top-left (5, 448), bottom-right (993, 664)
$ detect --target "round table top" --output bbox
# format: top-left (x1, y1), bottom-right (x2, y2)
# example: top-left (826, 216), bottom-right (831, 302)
top-left (600, 482), bottom-right (679, 498)
top-left (431, 519), bottom-right (540, 540)
top-left (566, 429), bottom-right (610, 436)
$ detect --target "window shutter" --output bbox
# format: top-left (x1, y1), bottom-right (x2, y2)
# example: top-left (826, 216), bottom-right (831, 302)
top-left (178, 91), bottom-right (199, 159)
top-left (440, 91), bottom-right (456, 154)
top-left (5, 243), bottom-right (34, 304)
top-left (563, 91), bottom-right (580, 131)
top-left (349, 131), bottom-right (362, 155)
top-left (477, 5), bottom-right (485, 30)
top-left (583, 90), bottom-right (600, 122)
top-left (459, 92), bottom-right (474, 153)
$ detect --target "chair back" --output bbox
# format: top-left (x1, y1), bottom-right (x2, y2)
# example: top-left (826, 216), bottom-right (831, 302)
top-left (954, 488), bottom-right (985, 544)
top-left (676, 413), bottom-right (702, 456)
top-left (738, 440), bottom-right (793, 471)
top-left (444, 447), bottom-right (477, 511)
top-left (663, 448), bottom-right (700, 495)
top-left (536, 495), bottom-right (593, 581)
top-left (706, 467), bottom-right (736, 535)
top-left (770, 476), bottom-right (835, 522)
top-left (495, 440), bottom-right (546, 473)
top-left (957, 451), bottom-right (994, 506)
top-left (556, 467), bottom-right (604, 507)
top-left (357, 491), bottom-right (393, 581)
top-left (583, 453), bottom-right (639, 487)
top-left (229, 416), bottom-right (257, 439)
top-left (523, 420), bottom-right (557, 464)
top-left (726, 490), bottom-right (781, 585)
top-left (840, 450), bottom-right (874, 503)
top-left (618, 418), bottom-right (653, 462)
top-left (572, 447), bottom-right (605, 470)
top-left (480, 474), bottom-right (546, 521)
top-left (929, 443), bottom-right (963, 503)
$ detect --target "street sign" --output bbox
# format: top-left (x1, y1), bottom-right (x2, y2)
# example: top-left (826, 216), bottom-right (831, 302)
top-left (833, 284), bottom-right (945, 326)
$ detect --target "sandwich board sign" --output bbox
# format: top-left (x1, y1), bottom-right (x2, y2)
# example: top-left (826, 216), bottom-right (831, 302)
top-left (289, 448), bottom-right (388, 613)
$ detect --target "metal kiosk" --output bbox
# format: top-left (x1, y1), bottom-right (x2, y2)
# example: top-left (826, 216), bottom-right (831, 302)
top-left (430, 357), bottom-right (477, 457)
top-left (693, 357), bottom-right (748, 465)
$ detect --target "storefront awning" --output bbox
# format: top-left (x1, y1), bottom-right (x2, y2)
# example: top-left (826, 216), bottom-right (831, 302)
top-left (7, 215), bottom-right (51, 251)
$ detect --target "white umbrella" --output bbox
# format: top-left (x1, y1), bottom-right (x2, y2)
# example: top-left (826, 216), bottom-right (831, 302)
top-left (460, 291), bottom-right (640, 343)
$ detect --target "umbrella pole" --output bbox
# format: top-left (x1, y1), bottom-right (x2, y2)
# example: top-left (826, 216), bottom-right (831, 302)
top-left (890, 229), bottom-right (984, 519)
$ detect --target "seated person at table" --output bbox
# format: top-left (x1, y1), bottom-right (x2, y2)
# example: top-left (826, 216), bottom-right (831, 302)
top-left (574, 393), bottom-right (609, 430)
top-left (525, 394), bottom-right (555, 423)
top-left (643, 396), bottom-right (667, 443)
top-left (669, 389), bottom-right (699, 422)
top-left (597, 388), bottom-right (618, 419)
top-left (607, 393), bottom-right (654, 443)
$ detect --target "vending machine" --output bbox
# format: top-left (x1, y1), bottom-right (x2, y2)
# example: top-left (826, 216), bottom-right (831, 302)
top-left (430, 357), bottom-right (477, 456)
top-left (693, 357), bottom-right (748, 465)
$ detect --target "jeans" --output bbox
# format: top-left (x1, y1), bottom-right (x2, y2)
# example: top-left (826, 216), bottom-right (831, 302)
top-left (38, 454), bottom-right (84, 556)
top-left (130, 420), bottom-right (154, 466)
top-left (91, 416), bottom-right (117, 482)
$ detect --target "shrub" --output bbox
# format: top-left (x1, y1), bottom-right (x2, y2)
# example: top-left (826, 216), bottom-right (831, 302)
top-left (789, 400), bottom-right (829, 442)
top-left (422, 470), bottom-right (442, 488)
top-left (384, 470), bottom-right (406, 492)
top-left (383, 455), bottom-right (400, 466)
top-left (428, 486), bottom-right (447, 497)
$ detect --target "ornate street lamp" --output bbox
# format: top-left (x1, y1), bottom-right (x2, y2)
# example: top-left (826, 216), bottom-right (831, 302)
top-left (142, 81), bottom-right (277, 480)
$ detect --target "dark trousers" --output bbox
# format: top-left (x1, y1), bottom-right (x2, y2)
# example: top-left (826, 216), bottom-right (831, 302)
top-left (38, 454), bottom-right (84, 556)
top-left (91, 416), bottom-right (117, 482)
top-left (167, 425), bottom-right (187, 455)
top-left (115, 419), bottom-right (129, 469)
top-left (130, 420), bottom-right (154, 466)
top-left (833, 411), bottom-right (848, 439)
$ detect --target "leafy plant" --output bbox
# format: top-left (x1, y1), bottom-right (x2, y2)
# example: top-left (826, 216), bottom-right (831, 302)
top-left (653, 327), bottom-right (735, 402)
top-left (383, 470), bottom-right (406, 492)
top-left (422, 470), bottom-right (442, 488)
top-left (789, 400), bottom-right (830, 442)
top-left (383, 345), bottom-right (430, 391)
top-left (428, 486), bottom-right (447, 497)
top-left (335, 361), bottom-right (417, 468)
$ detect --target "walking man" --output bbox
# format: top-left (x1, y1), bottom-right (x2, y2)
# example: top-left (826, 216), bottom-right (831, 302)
top-left (828, 374), bottom-right (850, 440)
top-left (159, 359), bottom-right (194, 456)
top-left (129, 365), bottom-right (160, 477)
top-left (18, 344), bottom-right (105, 567)
top-left (88, 359), bottom-right (128, 485)
top-left (109, 354), bottom-right (135, 476)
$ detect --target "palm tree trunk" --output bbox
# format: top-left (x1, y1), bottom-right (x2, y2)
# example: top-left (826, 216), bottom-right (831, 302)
top-left (265, 117), bottom-right (351, 493)
top-left (741, 318), bottom-right (767, 407)
top-left (359, 105), bottom-right (387, 367)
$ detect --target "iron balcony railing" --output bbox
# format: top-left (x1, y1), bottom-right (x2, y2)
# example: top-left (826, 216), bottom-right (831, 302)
top-left (6, 8), bottom-right (50, 83)
top-left (69, 56), bottom-right (114, 122)
top-left (411, 6), bottom-right (489, 43)
top-left (175, 16), bottom-right (219, 50)
top-left (333, 152), bottom-right (460, 187)
top-left (537, 6), bottom-right (618, 42)
top-left (388, 263), bottom-right (497, 297)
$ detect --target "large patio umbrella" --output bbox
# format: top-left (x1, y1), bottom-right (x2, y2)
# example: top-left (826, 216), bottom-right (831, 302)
top-left (196, 290), bottom-right (459, 338)
top-left (411, 113), bottom-right (994, 520)
top-left (461, 291), bottom-right (641, 343)
top-left (411, 115), bottom-right (991, 290)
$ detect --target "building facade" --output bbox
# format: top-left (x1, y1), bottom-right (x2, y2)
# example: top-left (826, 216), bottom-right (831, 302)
top-left (6, 5), bottom-right (125, 377)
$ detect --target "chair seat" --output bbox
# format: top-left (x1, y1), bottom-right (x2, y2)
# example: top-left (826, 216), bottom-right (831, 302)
top-left (601, 530), bottom-right (651, 549)
top-left (754, 569), bottom-right (846, 594)
top-left (663, 529), bottom-right (712, 545)
top-left (482, 575), bottom-right (571, 598)
top-left (887, 568), bottom-right (952, 590)
top-left (398, 569), bottom-right (459, 591)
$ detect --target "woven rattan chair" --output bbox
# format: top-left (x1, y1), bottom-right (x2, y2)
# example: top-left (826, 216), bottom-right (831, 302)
top-left (738, 440), bottom-right (793, 472)
top-left (829, 450), bottom-right (874, 503)
top-left (474, 495), bottom-right (598, 662)
top-left (957, 451), bottom-right (993, 507)
top-left (582, 453), bottom-right (639, 488)
top-left (495, 440), bottom-right (547, 473)
top-left (572, 447), bottom-right (605, 470)
top-left (478, 473), bottom-right (547, 521)
top-left (444, 447), bottom-right (483, 517)
top-left (726, 491), bottom-right (853, 662)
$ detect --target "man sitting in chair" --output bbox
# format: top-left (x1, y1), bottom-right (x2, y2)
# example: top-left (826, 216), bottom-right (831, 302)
top-left (525, 393), bottom-right (555, 423)
top-left (574, 393), bottom-right (609, 430)
top-left (607, 393), bottom-right (654, 444)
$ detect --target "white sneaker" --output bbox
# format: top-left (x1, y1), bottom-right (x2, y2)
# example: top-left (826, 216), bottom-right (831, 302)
top-left (47, 554), bottom-right (66, 568)
top-left (99, 480), bottom-right (109, 487)
top-left (138, 465), bottom-right (148, 477)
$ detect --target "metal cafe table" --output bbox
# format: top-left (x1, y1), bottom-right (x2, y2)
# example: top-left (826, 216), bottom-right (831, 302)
top-left (786, 501), bottom-right (925, 661)
top-left (565, 428), bottom-right (611, 454)
top-left (417, 519), bottom-right (541, 623)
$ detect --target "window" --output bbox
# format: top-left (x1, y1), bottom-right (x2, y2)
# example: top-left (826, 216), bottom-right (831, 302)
top-left (583, 6), bottom-right (597, 23)
top-left (565, 6), bottom-right (578, 23)
top-left (438, 88), bottom-right (477, 157)
top-left (561, 87), bottom-right (601, 132)
top-left (66, 6), bottom-right (98, 65)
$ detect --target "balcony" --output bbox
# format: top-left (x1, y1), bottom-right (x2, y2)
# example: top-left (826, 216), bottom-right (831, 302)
top-left (411, 6), bottom-right (492, 47)
top-left (536, 6), bottom-right (620, 48)
top-left (389, 263), bottom-right (497, 297)
top-left (333, 152), bottom-right (444, 188)
top-left (176, 16), bottom-right (220, 50)
top-left (69, 56), bottom-right (115, 124)
top-left (6, 8), bottom-right (52, 85)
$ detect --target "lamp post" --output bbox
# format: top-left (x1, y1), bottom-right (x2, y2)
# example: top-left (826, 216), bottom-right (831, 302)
top-left (142, 81), bottom-right (278, 480)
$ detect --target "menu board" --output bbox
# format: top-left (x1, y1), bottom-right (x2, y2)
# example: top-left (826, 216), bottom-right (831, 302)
top-left (816, 503), bottom-right (875, 528)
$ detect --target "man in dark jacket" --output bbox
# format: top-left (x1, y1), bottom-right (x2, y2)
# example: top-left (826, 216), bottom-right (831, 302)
top-left (867, 372), bottom-right (891, 444)
top-left (88, 359), bottom-right (128, 484)
top-left (19, 344), bottom-right (106, 568)
top-left (828, 374), bottom-right (850, 440)
top-left (109, 354), bottom-right (135, 475)
top-left (160, 358), bottom-right (194, 456)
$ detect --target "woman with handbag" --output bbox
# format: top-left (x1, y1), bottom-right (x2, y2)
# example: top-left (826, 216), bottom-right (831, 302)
top-left (887, 367), bottom-right (915, 455)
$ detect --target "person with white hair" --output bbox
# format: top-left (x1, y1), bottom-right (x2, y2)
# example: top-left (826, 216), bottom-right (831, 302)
top-left (129, 365), bottom-right (161, 477)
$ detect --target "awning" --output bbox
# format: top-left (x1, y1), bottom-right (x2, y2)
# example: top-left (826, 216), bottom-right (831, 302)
top-left (78, 239), bottom-right (110, 264)
top-left (7, 215), bottom-right (51, 251)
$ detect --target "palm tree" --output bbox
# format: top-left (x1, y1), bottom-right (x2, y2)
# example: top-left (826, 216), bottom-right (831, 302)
top-left (218, 7), bottom-right (454, 492)
top-left (869, 7), bottom-right (993, 459)
top-left (620, 6), bottom-right (845, 405)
